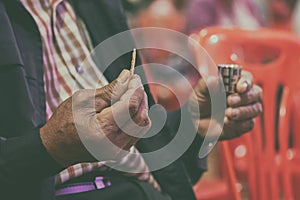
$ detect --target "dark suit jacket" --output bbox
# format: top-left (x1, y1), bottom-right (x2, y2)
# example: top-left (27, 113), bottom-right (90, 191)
top-left (0, 0), bottom-right (206, 199)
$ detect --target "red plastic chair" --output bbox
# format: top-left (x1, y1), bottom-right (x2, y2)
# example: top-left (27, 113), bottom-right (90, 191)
top-left (190, 27), bottom-right (300, 199)
top-left (193, 143), bottom-right (242, 200)
top-left (135, 0), bottom-right (197, 111)
top-left (280, 87), bottom-right (300, 200)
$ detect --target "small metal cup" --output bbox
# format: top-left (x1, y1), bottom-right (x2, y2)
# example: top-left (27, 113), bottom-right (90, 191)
top-left (218, 64), bottom-right (242, 95)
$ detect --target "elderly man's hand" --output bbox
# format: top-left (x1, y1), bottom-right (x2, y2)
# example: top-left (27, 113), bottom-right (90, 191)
top-left (189, 71), bottom-right (263, 141)
top-left (40, 70), bottom-right (151, 166)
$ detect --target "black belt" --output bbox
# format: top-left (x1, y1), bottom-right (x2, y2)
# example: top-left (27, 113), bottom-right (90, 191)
top-left (55, 176), bottom-right (113, 196)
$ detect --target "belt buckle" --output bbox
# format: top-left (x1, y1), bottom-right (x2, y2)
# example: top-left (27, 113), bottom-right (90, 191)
top-left (94, 177), bottom-right (112, 189)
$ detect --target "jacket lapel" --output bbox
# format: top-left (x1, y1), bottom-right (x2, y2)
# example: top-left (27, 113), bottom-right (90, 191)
top-left (0, 1), bottom-right (24, 67)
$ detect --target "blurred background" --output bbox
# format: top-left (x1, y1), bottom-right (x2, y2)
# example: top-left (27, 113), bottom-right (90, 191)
top-left (121, 0), bottom-right (300, 199)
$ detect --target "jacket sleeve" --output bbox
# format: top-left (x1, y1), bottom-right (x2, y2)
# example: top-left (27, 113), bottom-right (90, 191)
top-left (185, 0), bottom-right (218, 33)
top-left (0, 130), bottom-right (62, 186)
top-left (0, 1), bottom-right (62, 186)
top-left (166, 104), bottom-right (208, 185)
top-left (0, 65), bottom-right (62, 186)
top-left (135, 103), bottom-right (207, 200)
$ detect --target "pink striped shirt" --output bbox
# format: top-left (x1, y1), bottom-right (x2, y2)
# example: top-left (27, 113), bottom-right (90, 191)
top-left (21, 0), bottom-right (159, 190)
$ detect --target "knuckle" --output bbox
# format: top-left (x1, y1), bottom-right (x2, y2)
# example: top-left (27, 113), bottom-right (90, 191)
top-left (253, 102), bottom-right (263, 115)
top-left (124, 139), bottom-right (137, 151)
top-left (254, 86), bottom-right (262, 97)
top-left (138, 110), bottom-right (150, 126)
top-left (97, 118), bottom-right (118, 133)
top-left (141, 115), bottom-right (151, 127)
top-left (101, 80), bottom-right (122, 101)
top-left (129, 102), bottom-right (139, 117)
top-left (129, 75), bottom-right (142, 89)
top-left (255, 102), bottom-right (261, 112)
top-left (101, 84), bottom-right (115, 102)
top-left (256, 85), bottom-right (263, 94)
top-left (234, 108), bottom-right (241, 118)
top-left (128, 89), bottom-right (144, 115)
top-left (131, 89), bottom-right (144, 101)
top-left (227, 108), bottom-right (240, 120)
top-left (258, 87), bottom-right (263, 101)
top-left (144, 118), bottom-right (152, 129)
top-left (258, 103), bottom-right (263, 113)
top-left (246, 90), bottom-right (255, 101)
top-left (247, 106), bottom-right (255, 116)
top-left (135, 87), bottom-right (145, 96)
top-left (253, 85), bottom-right (263, 101)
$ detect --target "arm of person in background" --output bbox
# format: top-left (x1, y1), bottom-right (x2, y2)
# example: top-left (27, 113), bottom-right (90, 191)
top-left (173, 70), bottom-right (262, 185)
top-left (185, 0), bottom-right (219, 33)
top-left (0, 70), bottom-right (151, 185)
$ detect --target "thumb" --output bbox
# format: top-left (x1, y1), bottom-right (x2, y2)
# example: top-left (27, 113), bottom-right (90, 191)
top-left (189, 76), bottom-right (221, 118)
top-left (95, 70), bottom-right (131, 112)
top-left (194, 76), bottom-right (220, 98)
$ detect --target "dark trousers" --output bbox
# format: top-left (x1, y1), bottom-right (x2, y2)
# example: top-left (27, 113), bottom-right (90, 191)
top-left (55, 177), bottom-right (172, 200)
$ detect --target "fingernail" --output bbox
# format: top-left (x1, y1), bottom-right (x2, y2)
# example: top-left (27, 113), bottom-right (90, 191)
top-left (142, 110), bottom-right (150, 126)
top-left (133, 74), bottom-right (140, 79)
top-left (207, 76), bottom-right (217, 83)
top-left (132, 74), bottom-right (141, 83)
top-left (119, 70), bottom-right (130, 83)
top-left (240, 81), bottom-right (248, 91)
top-left (231, 109), bottom-right (239, 119)
top-left (229, 95), bottom-right (240, 105)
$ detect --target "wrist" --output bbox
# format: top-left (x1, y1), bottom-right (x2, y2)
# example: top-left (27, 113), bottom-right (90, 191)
top-left (40, 123), bottom-right (96, 167)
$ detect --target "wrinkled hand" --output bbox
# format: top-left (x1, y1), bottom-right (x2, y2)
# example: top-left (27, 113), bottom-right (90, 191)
top-left (189, 71), bottom-right (263, 141)
top-left (40, 70), bottom-right (151, 166)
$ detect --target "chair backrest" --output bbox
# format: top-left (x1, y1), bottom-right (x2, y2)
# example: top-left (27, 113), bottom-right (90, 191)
top-left (193, 142), bottom-right (241, 200)
top-left (191, 26), bottom-right (300, 200)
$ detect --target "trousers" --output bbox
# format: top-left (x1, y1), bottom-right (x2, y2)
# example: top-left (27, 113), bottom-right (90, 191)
top-left (55, 177), bottom-right (172, 200)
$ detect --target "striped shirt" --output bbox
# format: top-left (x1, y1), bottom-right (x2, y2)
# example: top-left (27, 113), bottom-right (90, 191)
top-left (21, 0), bottom-right (159, 190)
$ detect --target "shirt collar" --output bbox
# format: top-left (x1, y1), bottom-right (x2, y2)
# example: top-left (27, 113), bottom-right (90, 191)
top-left (20, 0), bottom-right (65, 9)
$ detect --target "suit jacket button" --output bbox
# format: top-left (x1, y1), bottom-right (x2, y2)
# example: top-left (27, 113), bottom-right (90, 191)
top-left (76, 65), bottom-right (84, 74)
